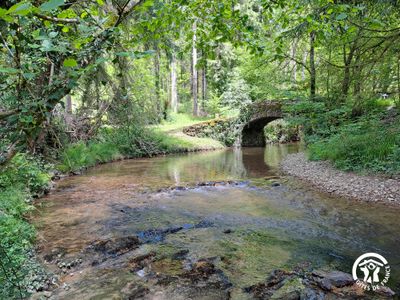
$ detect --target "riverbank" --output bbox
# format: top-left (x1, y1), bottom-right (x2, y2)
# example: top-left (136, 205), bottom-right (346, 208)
top-left (29, 147), bottom-right (400, 299)
top-left (280, 153), bottom-right (400, 205)
top-left (0, 119), bottom-right (225, 298)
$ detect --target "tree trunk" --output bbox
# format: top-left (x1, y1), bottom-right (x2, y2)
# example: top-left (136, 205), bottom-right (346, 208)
top-left (202, 63), bottom-right (207, 110)
top-left (192, 21), bottom-right (199, 116)
top-left (309, 31), bottom-right (316, 99)
top-left (301, 51), bottom-right (307, 81)
top-left (64, 94), bottom-right (73, 129)
top-left (397, 54), bottom-right (400, 105)
top-left (341, 45), bottom-right (353, 99)
top-left (341, 30), bottom-right (361, 100)
top-left (170, 53), bottom-right (178, 113)
top-left (353, 54), bottom-right (362, 99)
top-left (326, 47), bottom-right (332, 101)
top-left (290, 40), bottom-right (297, 83)
top-left (153, 43), bottom-right (161, 118)
top-left (49, 62), bottom-right (55, 85)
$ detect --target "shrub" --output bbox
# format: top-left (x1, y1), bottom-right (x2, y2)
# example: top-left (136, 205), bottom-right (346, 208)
top-left (264, 119), bottom-right (299, 144)
top-left (308, 118), bottom-right (400, 175)
top-left (0, 153), bottom-right (50, 196)
top-left (57, 141), bottom-right (122, 173)
top-left (0, 154), bottom-right (50, 298)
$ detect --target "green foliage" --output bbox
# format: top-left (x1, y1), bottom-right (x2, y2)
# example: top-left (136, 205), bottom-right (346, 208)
top-left (0, 154), bottom-right (50, 196)
top-left (57, 141), bottom-right (122, 173)
top-left (264, 119), bottom-right (299, 144)
top-left (220, 69), bottom-right (252, 112)
top-left (308, 117), bottom-right (400, 175)
top-left (158, 113), bottom-right (211, 132)
top-left (0, 155), bottom-right (50, 299)
top-left (205, 91), bottom-right (223, 117)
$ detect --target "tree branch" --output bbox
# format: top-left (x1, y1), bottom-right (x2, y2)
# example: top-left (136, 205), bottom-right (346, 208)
top-left (34, 13), bottom-right (79, 24)
top-left (282, 54), bottom-right (311, 74)
top-left (0, 110), bottom-right (18, 120)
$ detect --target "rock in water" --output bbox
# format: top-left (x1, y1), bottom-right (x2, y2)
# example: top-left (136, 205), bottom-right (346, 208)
top-left (89, 236), bottom-right (140, 256)
top-left (245, 267), bottom-right (396, 299)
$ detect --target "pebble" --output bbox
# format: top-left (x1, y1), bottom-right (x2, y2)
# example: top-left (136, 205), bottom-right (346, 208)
top-left (136, 269), bottom-right (146, 278)
top-left (281, 153), bottom-right (400, 204)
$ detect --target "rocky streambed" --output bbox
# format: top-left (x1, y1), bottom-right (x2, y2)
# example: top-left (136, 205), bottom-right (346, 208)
top-left (30, 146), bottom-right (400, 299)
top-left (33, 229), bottom-right (395, 299)
top-left (280, 153), bottom-right (400, 205)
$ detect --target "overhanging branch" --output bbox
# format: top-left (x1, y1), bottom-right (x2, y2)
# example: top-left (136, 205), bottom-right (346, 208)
top-left (34, 13), bottom-right (79, 24)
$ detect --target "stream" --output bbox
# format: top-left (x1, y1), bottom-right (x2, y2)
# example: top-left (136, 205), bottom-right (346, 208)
top-left (33, 145), bottom-right (400, 299)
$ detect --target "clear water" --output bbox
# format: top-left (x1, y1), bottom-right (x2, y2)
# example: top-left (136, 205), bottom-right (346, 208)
top-left (33, 145), bottom-right (400, 299)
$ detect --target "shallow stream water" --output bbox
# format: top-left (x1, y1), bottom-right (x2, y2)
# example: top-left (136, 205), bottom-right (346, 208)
top-left (33, 145), bottom-right (400, 299)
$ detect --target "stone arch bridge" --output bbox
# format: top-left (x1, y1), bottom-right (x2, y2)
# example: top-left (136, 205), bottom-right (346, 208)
top-left (240, 100), bottom-right (285, 147)
top-left (183, 100), bottom-right (291, 147)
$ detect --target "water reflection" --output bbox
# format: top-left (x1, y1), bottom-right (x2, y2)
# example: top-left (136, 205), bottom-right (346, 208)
top-left (33, 144), bottom-right (400, 299)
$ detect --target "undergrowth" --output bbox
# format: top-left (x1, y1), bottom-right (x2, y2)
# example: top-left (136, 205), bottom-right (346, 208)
top-left (0, 154), bottom-right (50, 299)
top-left (308, 118), bottom-right (400, 175)
top-left (57, 122), bottom-right (223, 173)
top-left (286, 99), bottom-right (400, 175)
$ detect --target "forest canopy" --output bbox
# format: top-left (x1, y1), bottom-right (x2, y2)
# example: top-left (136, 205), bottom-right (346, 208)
top-left (1, 0), bottom-right (400, 298)
top-left (1, 0), bottom-right (400, 160)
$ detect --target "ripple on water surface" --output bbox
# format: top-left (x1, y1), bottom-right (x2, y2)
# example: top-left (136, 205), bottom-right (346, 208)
top-left (33, 145), bottom-right (400, 299)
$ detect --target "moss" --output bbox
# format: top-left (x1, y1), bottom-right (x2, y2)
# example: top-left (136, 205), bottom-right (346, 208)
top-left (270, 278), bottom-right (305, 299)
top-left (217, 231), bottom-right (293, 287)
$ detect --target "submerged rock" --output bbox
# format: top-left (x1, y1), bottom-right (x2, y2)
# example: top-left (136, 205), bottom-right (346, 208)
top-left (245, 268), bottom-right (396, 299)
top-left (128, 251), bottom-right (157, 272)
top-left (312, 270), bottom-right (354, 289)
top-left (88, 236), bottom-right (140, 256)
top-left (121, 282), bottom-right (149, 299)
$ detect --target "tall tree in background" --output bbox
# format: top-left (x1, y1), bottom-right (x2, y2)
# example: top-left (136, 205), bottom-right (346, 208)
top-left (170, 51), bottom-right (178, 113)
top-left (309, 31), bottom-right (316, 99)
top-left (192, 21), bottom-right (199, 116)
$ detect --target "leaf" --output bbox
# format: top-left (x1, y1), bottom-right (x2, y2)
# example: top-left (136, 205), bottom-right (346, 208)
top-left (143, 0), bottom-right (154, 8)
top-left (8, 2), bottom-right (32, 16)
top-left (0, 8), bottom-right (7, 17)
top-left (39, 0), bottom-right (64, 12)
top-left (0, 67), bottom-right (19, 74)
top-left (0, 8), bottom-right (14, 22)
top-left (49, 31), bottom-right (58, 38)
top-left (23, 72), bottom-right (35, 80)
top-left (96, 0), bottom-right (105, 5)
top-left (63, 58), bottom-right (77, 67)
top-left (41, 39), bottom-right (52, 51)
top-left (115, 50), bottom-right (155, 59)
top-left (336, 13), bottom-right (347, 21)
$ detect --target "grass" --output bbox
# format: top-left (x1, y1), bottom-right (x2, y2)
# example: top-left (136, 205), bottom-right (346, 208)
top-left (57, 141), bottom-right (123, 173)
top-left (308, 118), bottom-right (400, 175)
top-left (152, 113), bottom-right (225, 151)
top-left (58, 114), bottom-right (225, 173)
top-left (0, 154), bottom-right (50, 299)
top-left (153, 129), bottom-right (224, 152)
top-left (153, 113), bottom-right (213, 133)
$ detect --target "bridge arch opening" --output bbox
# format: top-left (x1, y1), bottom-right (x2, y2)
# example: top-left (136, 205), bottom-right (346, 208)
top-left (241, 116), bottom-right (282, 147)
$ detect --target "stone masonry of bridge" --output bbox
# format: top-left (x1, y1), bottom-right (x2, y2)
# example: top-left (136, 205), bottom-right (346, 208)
top-left (240, 100), bottom-right (283, 147)
top-left (182, 100), bottom-right (285, 147)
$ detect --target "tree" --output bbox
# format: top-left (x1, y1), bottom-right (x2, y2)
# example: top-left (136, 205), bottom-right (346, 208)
top-left (192, 21), bottom-right (199, 116)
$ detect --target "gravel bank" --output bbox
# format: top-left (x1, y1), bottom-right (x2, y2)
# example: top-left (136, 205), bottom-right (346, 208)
top-left (280, 153), bottom-right (400, 204)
